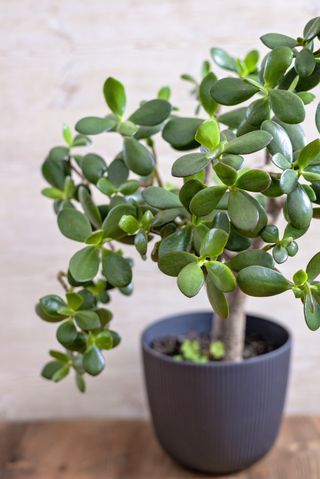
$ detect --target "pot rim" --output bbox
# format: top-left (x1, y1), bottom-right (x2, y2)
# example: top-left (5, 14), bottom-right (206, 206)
top-left (141, 310), bottom-right (292, 368)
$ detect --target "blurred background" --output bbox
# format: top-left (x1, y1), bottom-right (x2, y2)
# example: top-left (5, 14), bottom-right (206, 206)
top-left (1, 0), bottom-right (319, 419)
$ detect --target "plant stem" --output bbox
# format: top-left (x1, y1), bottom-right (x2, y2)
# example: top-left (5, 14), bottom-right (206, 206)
top-left (151, 144), bottom-right (163, 187)
top-left (57, 271), bottom-right (69, 292)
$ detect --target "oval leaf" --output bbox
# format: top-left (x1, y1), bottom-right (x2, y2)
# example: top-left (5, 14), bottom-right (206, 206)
top-left (238, 266), bottom-right (291, 296)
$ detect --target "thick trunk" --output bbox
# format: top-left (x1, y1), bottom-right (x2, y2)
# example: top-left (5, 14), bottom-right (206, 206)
top-left (211, 287), bottom-right (247, 362)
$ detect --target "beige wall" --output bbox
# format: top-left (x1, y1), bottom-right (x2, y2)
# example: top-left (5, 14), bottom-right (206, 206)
top-left (1, 0), bottom-right (320, 419)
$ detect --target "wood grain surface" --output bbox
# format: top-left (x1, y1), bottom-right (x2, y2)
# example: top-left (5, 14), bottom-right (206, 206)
top-left (1, 417), bottom-right (320, 479)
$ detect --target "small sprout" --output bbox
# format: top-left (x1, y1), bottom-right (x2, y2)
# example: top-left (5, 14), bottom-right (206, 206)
top-left (210, 341), bottom-right (225, 360)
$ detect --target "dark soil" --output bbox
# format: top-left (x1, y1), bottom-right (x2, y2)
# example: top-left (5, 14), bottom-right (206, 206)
top-left (152, 332), bottom-right (275, 361)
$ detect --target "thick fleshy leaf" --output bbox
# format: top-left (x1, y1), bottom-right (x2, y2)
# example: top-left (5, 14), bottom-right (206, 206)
top-left (81, 154), bottom-right (107, 184)
top-left (224, 131), bottom-right (272, 154)
top-left (297, 139), bottom-right (320, 169)
top-left (269, 90), bottom-right (305, 124)
top-left (69, 246), bottom-right (100, 282)
top-left (206, 276), bottom-right (228, 319)
top-left (218, 107), bottom-right (247, 129)
top-left (199, 72), bottom-right (218, 115)
top-left (306, 252), bottom-right (320, 281)
top-left (195, 118), bottom-right (220, 151)
top-left (66, 292), bottom-right (84, 311)
top-left (74, 310), bottom-right (101, 330)
top-left (102, 250), bottom-right (132, 287)
top-left (39, 295), bottom-right (67, 321)
top-left (261, 120), bottom-right (292, 161)
top-left (271, 153), bottom-right (291, 170)
top-left (158, 226), bottom-right (193, 257)
top-left (162, 117), bottom-right (203, 150)
top-left (75, 117), bottom-right (116, 135)
top-left (108, 156), bottom-right (129, 187)
top-left (295, 48), bottom-right (316, 78)
top-left (142, 187), bottom-right (181, 209)
top-left (42, 157), bottom-right (70, 190)
top-left (103, 77), bottom-right (126, 117)
top-left (245, 98), bottom-right (271, 126)
top-left (275, 120), bottom-right (306, 152)
top-left (206, 261), bottom-right (236, 292)
top-left (228, 190), bottom-right (259, 231)
top-left (316, 103), bottom-right (320, 135)
top-left (189, 186), bottom-right (227, 217)
top-left (227, 250), bottom-right (274, 272)
top-left (210, 48), bottom-right (237, 71)
top-left (263, 47), bottom-right (293, 87)
top-left (119, 215), bottom-right (140, 234)
top-left (273, 245), bottom-right (288, 264)
top-left (304, 293), bottom-right (320, 331)
top-left (214, 163), bottom-right (237, 186)
top-left (158, 251), bottom-right (197, 277)
top-left (83, 345), bottom-right (105, 376)
top-left (280, 169), bottom-right (298, 194)
top-left (221, 154), bottom-right (244, 170)
top-left (102, 204), bottom-right (135, 239)
top-left (260, 33), bottom-right (297, 49)
top-left (57, 208), bottom-right (92, 242)
top-left (56, 320), bottom-right (78, 347)
top-left (211, 78), bottom-right (259, 106)
top-left (78, 186), bottom-right (102, 229)
top-left (179, 179), bottom-right (204, 212)
top-left (129, 99), bottom-right (171, 126)
top-left (177, 263), bottom-right (204, 298)
top-left (286, 185), bottom-right (313, 229)
top-left (237, 266), bottom-right (291, 296)
top-left (172, 153), bottom-right (210, 178)
top-left (236, 170), bottom-right (271, 192)
top-left (200, 228), bottom-right (229, 258)
top-left (303, 16), bottom-right (320, 41)
top-left (123, 138), bottom-right (154, 176)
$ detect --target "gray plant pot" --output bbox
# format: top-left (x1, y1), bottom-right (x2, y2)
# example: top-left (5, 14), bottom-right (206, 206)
top-left (142, 311), bottom-right (291, 474)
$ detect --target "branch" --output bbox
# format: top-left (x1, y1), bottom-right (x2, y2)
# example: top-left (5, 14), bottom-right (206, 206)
top-left (57, 271), bottom-right (69, 292)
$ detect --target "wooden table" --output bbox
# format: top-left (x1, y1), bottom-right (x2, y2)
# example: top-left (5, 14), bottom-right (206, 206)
top-left (0, 417), bottom-right (319, 479)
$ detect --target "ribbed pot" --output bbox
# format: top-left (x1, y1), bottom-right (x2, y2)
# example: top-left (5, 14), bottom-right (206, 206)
top-left (142, 311), bottom-right (291, 474)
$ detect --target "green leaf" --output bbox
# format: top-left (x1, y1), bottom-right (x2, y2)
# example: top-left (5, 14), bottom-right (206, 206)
top-left (245, 98), bottom-right (271, 127)
top-left (295, 48), bottom-right (316, 78)
top-left (85, 230), bottom-right (104, 246)
top-left (280, 169), bottom-right (298, 194)
top-left (57, 208), bottom-right (92, 242)
top-left (135, 231), bottom-right (148, 257)
top-left (158, 226), bottom-right (192, 256)
top-left (304, 293), bottom-right (320, 331)
top-left (199, 72), bottom-right (218, 115)
top-left (238, 266), bottom-right (291, 296)
top-left (224, 131), bottom-right (272, 154)
top-left (306, 252), bottom-right (320, 281)
top-left (158, 251), bottom-right (197, 277)
top-left (286, 185), bottom-right (313, 229)
top-left (102, 250), bottom-right (132, 287)
top-left (42, 156), bottom-right (70, 189)
top-left (179, 179), bottom-right (204, 212)
top-left (76, 374), bottom-right (86, 393)
top-left (227, 250), bottom-right (274, 272)
top-left (129, 99), bottom-right (171, 126)
top-left (206, 276), bottom-right (228, 319)
top-left (228, 190), bottom-right (259, 231)
top-left (218, 107), bottom-right (247, 129)
top-left (108, 156), bottom-right (129, 187)
top-left (303, 16), bottom-right (320, 41)
top-left (261, 120), bottom-right (292, 161)
top-left (102, 204), bottom-right (136, 239)
top-left (195, 118), bottom-right (220, 150)
top-left (83, 345), bottom-right (105, 376)
top-left (275, 120), bottom-right (306, 152)
top-left (297, 91), bottom-right (316, 105)
top-left (269, 90), bottom-right (305, 124)
top-left (75, 310), bottom-right (101, 330)
top-left (142, 187), bottom-right (181, 209)
top-left (69, 246), bottom-right (100, 282)
top-left (177, 263), bottom-right (204, 298)
top-left (298, 139), bottom-right (320, 169)
top-left (273, 245), bottom-right (288, 264)
top-left (103, 77), bottom-right (126, 117)
top-left (42, 360), bottom-right (66, 381)
top-left (172, 153), bottom-right (210, 178)
top-left (75, 117), bottom-right (116, 135)
top-left (39, 295), bottom-right (67, 320)
top-left (316, 103), bottom-right (320, 135)
top-left (56, 320), bottom-right (78, 347)
top-left (206, 261), bottom-right (236, 292)
top-left (41, 187), bottom-right (64, 199)
top-left (189, 186), bottom-right (227, 217)
top-left (210, 48), bottom-right (237, 71)
top-left (66, 292), bottom-right (84, 311)
top-left (81, 154), bottom-right (107, 184)
top-left (78, 186), bottom-right (102, 229)
top-left (271, 153), bottom-right (291, 170)
top-left (119, 215), bottom-right (139, 234)
top-left (119, 180), bottom-right (140, 195)
top-left (157, 86), bottom-right (171, 100)
top-left (210, 341), bottom-right (225, 359)
top-left (214, 163), bottom-right (237, 186)
top-left (96, 330), bottom-right (113, 350)
top-left (263, 47), bottom-right (293, 87)
top-left (123, 138), bottom-right (154, 176)
top-left (260, 33), bottom-right (297, 49)
top-left (211, 78), bottom-right (259, 106)
top-left (236, 170), bottom-right (271, 192)
top-left (200, 228), bottom-right (228, 258)
top-left (162, 117), bottom-right (203, 150)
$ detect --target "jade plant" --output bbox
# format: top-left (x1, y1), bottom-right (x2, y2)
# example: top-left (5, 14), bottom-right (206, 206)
top-left (37, 17), bottom-right (320, 390)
